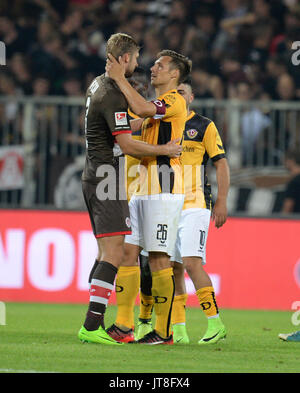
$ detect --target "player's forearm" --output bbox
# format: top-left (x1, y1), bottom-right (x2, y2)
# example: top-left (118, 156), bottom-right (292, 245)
top-left (215, 159), bottom-right (230, 201)
top-left (124, 138), bottom-right (168, 157)
top-left (114, 76), bottom-right (155, 118)
top-left (130, 118), bottom-right (144, 132)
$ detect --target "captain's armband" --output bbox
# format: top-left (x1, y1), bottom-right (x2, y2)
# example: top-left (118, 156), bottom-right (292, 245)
top-left (151, 99), bottom-right (166, 119)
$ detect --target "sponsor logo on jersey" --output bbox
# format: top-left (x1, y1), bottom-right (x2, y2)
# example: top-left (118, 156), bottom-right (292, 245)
top-left (182, 146), bottom-right (194, 152)
top-left (115, 112), bottom-right (128, 126)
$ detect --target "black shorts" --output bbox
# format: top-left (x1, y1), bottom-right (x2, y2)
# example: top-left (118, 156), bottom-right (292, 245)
top-left (82, 180), bottom-right (132, 238)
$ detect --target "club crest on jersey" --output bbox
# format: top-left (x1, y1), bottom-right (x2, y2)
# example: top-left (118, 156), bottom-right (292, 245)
top-left (115, 112), bottom-right (127, 126)
top-left (187, 129), bottom-right (198, 139)
top-left (125, 217), bottom-right (131, 228)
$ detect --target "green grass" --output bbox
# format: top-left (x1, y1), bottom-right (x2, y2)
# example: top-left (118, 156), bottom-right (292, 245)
top-left (0, 303), bottom-right (299, 373)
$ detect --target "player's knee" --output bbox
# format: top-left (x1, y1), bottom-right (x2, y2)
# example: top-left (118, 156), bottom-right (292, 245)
top-left (173, 262), bottom-right (184, 275)
top-left (97, 236), bottom-right (124, 267)
top-left (122, 243), bottom-right (139, 266)
top-left (149, 252), bottom-right (171, 271)
top-left (183, 257), bottom-right (203, 275)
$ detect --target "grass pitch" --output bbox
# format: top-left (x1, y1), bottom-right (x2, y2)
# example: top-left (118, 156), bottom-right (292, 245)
top-left (0, 303), bottom-right (299, 374)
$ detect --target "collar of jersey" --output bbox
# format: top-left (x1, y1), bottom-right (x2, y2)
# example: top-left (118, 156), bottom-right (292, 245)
top-left (158, 88), bottom-right (177, 99)
top-left (186, 110), bottom-right (195, 122)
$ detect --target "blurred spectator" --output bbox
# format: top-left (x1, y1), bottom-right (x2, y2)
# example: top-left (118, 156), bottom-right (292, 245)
top-left (119, 11), bottom-right (147, 44)
top-left (276, 73), bottom-right (297, 100)
top-left (0, 0), bottom-right (299, 208)
top-left (29, 33), bottom-right (71, 92)
top-left (139, 28), bottom-right (162, 71)
top-left (0, 16), bottom-right (27, 60)
top-left (234, 81), bottom-right (272, 166)
top-left (32, 76), bottom-right (51, 96)
top-left (183, 10), bottom-right (217, 57)
top-left (9, 53), bottom-right (32, 95)
top-left (168, 0), bottom-right (188, 24)
top-left (264, 55), bottom-right (288, 98)
top-left (212, 0), bottom-right (250, 59)
top-left (282, 148), bottom-right (300, 213)
top-left (191, 68), bottom-right (214, 99)
top-left (62, 74), bottom-right (83, 96)
top-left (60, 9), bottom-right (84, 43)
top-left (246, 22), bottom-right (275, 69)
top-left (0, 71), bottom-right (22, 145)
top-left (0, 0), bottom-right (297, 104)
top-left (220, 54), bottom-right (247, 91)
top-left (162, 20), bottom-right (186, 53)
top-left (120, 0), bottom-right (172, 28)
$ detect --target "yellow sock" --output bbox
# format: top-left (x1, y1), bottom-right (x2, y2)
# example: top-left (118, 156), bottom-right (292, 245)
top-left (151, 268), bottom-right (175, 338)
top-left (115, 266), bottom-right (140, 329)
top-left (139, 292), bottom-right (154, 320)
top-left (171, 294), bottom-right (188, 325)
top-left (196, 286), bottom-right (219, 318)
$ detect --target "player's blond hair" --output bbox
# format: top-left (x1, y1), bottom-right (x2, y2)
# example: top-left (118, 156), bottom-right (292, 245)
top-left (106, 33), bottom-right (140, 59)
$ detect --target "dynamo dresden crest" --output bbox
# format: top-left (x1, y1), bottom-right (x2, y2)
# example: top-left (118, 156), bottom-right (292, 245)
top-left (186, 129), bottom-right (198, 139)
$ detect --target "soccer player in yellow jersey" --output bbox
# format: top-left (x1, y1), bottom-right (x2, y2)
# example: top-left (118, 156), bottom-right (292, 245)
top-left (171, 81), bottom-right (230, 344)
top-left (106, 50), bottom-right (192, 344)
top-left (136, 80), bottom-right (230, 345)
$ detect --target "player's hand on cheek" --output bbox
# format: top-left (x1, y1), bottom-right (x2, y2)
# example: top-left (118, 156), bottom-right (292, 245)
top-left (106, 53), bottom-right (126, 80)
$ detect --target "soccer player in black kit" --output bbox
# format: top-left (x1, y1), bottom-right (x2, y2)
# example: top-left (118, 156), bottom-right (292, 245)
top-left (78, 33), bottom-right (182, 345)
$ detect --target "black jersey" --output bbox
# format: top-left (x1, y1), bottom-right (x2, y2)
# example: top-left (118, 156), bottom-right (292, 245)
top-left (82, 74), bottom-right (132, 183)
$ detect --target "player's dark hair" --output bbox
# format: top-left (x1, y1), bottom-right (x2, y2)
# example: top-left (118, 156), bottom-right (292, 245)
top-left (106, 33), bottom-right (140, 59)
top-left (157, 49), bottom-right (192, 84)
top-left (181, 77), bottom-right (193, 91)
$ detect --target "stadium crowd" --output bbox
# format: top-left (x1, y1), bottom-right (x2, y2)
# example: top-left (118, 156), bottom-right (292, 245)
top-left (0, 0), bottom-right (300, 206)
top-left (0, 0), bottom-right (299, 100)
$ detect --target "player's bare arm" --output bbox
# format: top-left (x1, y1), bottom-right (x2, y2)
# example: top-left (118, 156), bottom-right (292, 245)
top-left (130, 118), bottom-right (144, 132)
top-left (212, 158), bottom-right (230, 228)
top-left (116, 133), bottom-right (182, 158)
top-left (106, 54), bottom-right (157, 118)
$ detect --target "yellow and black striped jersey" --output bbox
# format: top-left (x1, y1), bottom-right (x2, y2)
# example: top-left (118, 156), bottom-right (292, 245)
top-left (135, 89), bottom-right (186, 196)
top-left (182, 111), bottom-right (226, 210)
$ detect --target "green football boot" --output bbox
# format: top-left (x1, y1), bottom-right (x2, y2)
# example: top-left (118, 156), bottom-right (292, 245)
top-left (172, 324), bottom-right (190, 344)
top-left (134, 319), bottom-right (152, 341)
top-left (78, 325), bottom-right (124, 345)
top-left (198, 317), bottom-right (227, 345)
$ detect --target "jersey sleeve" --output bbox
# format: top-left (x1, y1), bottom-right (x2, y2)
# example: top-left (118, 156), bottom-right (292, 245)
top-left (103, 91), bottom-right (132, 136)
top-left (151, 92), bottom-right (183, 120)
top-left (203, 122), bottom-right (226, 162)
top-left (127, 108), bottom-right (140, 120)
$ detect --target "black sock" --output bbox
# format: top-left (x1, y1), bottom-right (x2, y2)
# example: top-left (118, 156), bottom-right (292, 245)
top-left (140, 254), bottom-right (152, 296)
top-left (84, 261), bottom-right (118, 331)
top-left (84, 310), bottom-right (104, 331)
top-left (88, 259), bottom-right (99, 287)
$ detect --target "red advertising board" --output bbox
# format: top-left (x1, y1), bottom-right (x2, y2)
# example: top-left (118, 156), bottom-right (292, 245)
top-left (0, 210), bottom-right (299, 310)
